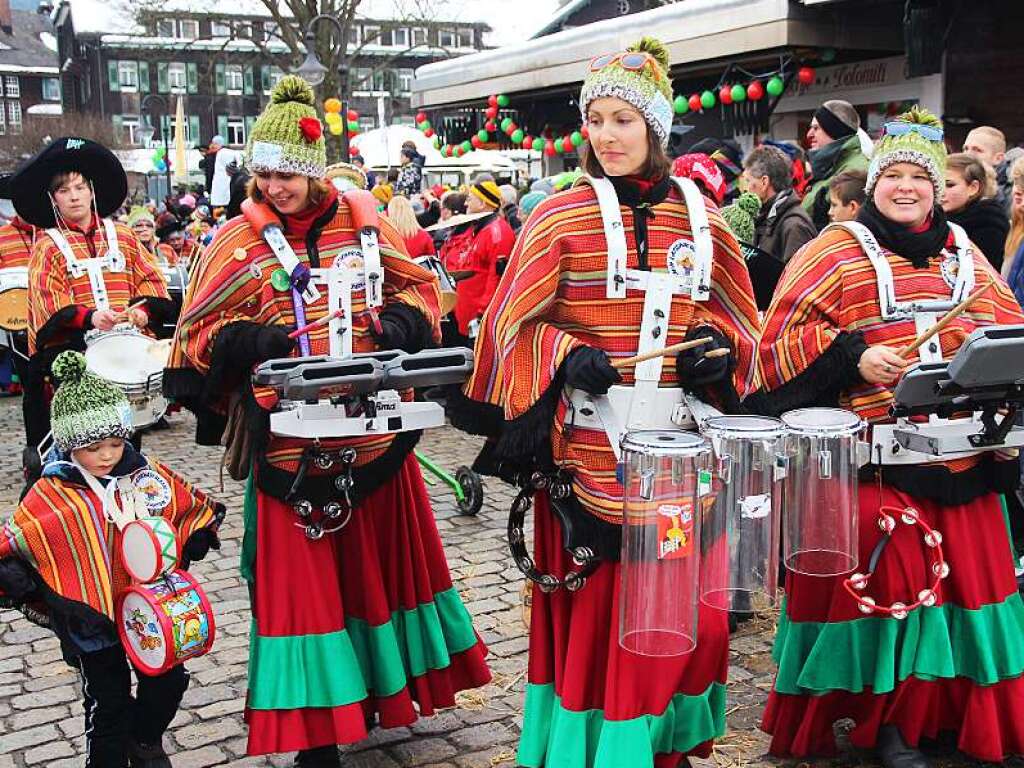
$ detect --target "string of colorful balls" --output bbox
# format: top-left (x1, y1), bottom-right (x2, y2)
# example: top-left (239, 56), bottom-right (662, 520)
top-left (322, 98), bottom-right (364, 152)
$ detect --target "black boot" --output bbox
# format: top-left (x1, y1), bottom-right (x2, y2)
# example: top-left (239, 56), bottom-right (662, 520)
top-left (128, 739), bottom-right (173, 768)
top-left (877, 724), bottom-right (931, 768)
top-left (294, 745), bottom-right (342, 767)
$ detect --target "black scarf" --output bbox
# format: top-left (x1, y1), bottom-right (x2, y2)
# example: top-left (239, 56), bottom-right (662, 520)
top-left (855, 200), bottom-right (950, 268)
top-left (609, 175), bottom-right (672, 270)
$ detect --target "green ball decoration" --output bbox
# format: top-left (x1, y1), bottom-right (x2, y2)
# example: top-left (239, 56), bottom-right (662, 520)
top-left (730, 84), bottom-right (747, 102)
top-left (766, 76), bottom-right (785, 96)
top-left (533, 138), bottom-right (546, 152)
top-left (673, 94), bottom-right (688, 115)
top-left (496, 94), bottom-right (510, 107)
top-left (461, 140), bottom-right (472, 153)
top-left (700, 90), bottom-right (716, 110)
top-left (511, 128), bottom-right (525, 144)
top-left (347, 120), bottom-right (359, 132)
top-left (554, 138), bottom-right (564, 154)
top-left (570, 130), bottom-right (583, 147)
top-left (500, 117), bottom-right (513, 132)
top-left (420, 119), bottom-right (431, 131)
top-left (432, 136), bottom-right (441, 148)
top-left (477, 129), bottom-right (489, 141)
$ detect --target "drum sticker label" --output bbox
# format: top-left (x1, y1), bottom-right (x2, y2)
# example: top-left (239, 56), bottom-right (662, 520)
top-left (697, 469), bottom-right (713, 497)
top-left (133, 469), bottom-right (172, 512)
top-left (940, 252), bottom-right (960, 289)
top-left (740, 494), bottom-right (772, 520)
top-left (124, 606), bottom-right (163, 652)
top-left (657, 502), bottom-right (694, 560)
top-left (333, 248), bottom-right (366, 291)
top-left (666, 239), bottom-right (697, 281)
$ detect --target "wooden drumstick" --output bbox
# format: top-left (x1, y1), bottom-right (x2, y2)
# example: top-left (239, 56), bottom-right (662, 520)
top-left (613, 336), bottom-right (712, 369)
top-left (702, 348), bottom-right (731, 359)
top-left (288, 310), bottom-right (344, 340)
top-left (897, 279), bottom-right (996, 359)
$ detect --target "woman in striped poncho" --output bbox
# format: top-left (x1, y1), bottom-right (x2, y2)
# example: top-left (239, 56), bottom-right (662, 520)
top-left (754, 108), bottom-right (1024, 767)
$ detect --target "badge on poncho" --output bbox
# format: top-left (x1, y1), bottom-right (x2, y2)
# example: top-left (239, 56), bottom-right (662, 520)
top-left (270, 268), bottom-right (291, 292)
top-left (132, 469), bottom-right (172, 512)
top-left (666, 238), bottom-right (697, 281)
top-left (333, 248), bottom-right (366, 291)
top-left (940, 251), bottom-right (960, 289)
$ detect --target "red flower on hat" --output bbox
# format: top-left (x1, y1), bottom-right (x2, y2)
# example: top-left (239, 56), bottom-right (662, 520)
top-left (298, 117), bottom-right (322, 143)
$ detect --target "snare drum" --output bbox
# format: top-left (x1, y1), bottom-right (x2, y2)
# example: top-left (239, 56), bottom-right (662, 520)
top-left (619, 430), bottom-right (713, 657)
top-left (781, 408), bottom-right (865, 576)
top-left (0, 266), bottom-right (28, 332)
top-left (121, 517), bottom-right (180, 583)
top-left (414, 256), bottom-right (458, 315)
top-left (117, 569), bottom-right (215, 676)
top-left (161, 265), bottom-right (189, 327)
top-left (700, 416), bottom-right (785, 611)
top-left (84, 325), bottom-right (168, 428)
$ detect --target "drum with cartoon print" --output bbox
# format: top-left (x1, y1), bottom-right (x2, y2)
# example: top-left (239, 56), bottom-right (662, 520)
top-left (117, 569), bottom-right (215, 676)
top-left (120, 517), bottom-right (180, 584)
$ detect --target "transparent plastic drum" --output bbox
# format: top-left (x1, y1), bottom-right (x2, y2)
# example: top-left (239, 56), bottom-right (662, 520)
top-left (781, 408), bottom-right (864, 576)
top-left (619, 430), bottom-right (713, 657)
top-left (700, 416), bottom-right (785, 612)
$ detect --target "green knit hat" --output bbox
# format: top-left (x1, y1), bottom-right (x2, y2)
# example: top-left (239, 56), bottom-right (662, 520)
top-left (866, 106), bottom-right (946, 198)
top-left (245, 75), bottom-right (326, 178)
top-left (579, 37), bottom-right (674, 146)
top-left (50, 351), bottom-right (134, 453)
top-left (127, 205), bottom-right (154, 227)
top-left (721, 192), bottom-right (761, 245)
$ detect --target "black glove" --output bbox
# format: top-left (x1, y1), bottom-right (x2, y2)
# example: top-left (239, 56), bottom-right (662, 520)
top-left (0, 558), bottom-right (38, 602)
top-left (180, 529), bottom-right (221, 570)
top-left (218, 321), bottom-right (296, 370)
top-left (563, 346), bottom-right (621, 396)
top-left (370, 304), bottom-right (433, 354)
top-left (676, 325), bottom-right (735, 388)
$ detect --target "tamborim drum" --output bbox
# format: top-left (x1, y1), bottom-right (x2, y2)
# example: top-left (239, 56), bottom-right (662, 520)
top-left (121, 517), bottom-right (180, 583)
top-left (0, 266), bottom-right (28, 332)
top-left (117, 569), bottom-right (215, 676)
top-left (85, 325), bottom-right (168, 428)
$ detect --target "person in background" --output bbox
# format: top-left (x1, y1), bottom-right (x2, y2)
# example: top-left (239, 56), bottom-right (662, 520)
top-left (517, 190), bottom-right (547, 228)
top-left (499, 184), bottom-right (522, 234)
top-left (371, 181), bottom-right (394, 208)
top-left (828, 169), bottom-right (868, 223)
top-left (416, 188), bottom-right (442, 229)
top-left (387, 195), bottom-right (435, 258)
top-left (157, 219), bottom-right (201, 268)
top-left (942, 152), bottom-right (1009, 271)
top-left (743, 145), bottom-right (817, 264)
top-left (689, 137), bottom-right (744, 203)
top-left (199, 135), bottom-right (224, 192)
top-left (395, 144), bottom-right (424, 198)
top-left (764, 139), bottom-right (810, 199)
top-left (963, 125), bottom-right (1013, 215)
top-left (803, 99), bottom-right (871, 230)
top-left (128, 206), bottom-right (175, 264)
top-left (720, 191), bottom-right (778, 311)
top-left (672, 152), bottom-right (727, 206)
top-left (351, 154), bottom-right (376, 188)
top-left (1002, 157), bottom-right (1024, 305)
top-left (433, 191), bottom-right (468, 251)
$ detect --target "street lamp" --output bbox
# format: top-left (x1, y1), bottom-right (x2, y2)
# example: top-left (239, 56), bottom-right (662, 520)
top-left (140, 94), bottom-right (172, 200)
top-left (294, 14), bottom-right (350, 157)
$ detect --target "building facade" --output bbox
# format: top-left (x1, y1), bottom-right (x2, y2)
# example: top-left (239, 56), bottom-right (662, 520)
top-left (0, 3), bottom-right (62, 139)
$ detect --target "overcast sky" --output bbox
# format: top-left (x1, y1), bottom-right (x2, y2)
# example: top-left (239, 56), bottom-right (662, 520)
top-left (481, 0), bottom-right (562, 46)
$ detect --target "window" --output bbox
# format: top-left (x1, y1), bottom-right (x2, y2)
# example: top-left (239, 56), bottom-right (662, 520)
top-left (156, 19), bottom-right (174, 37)
top-left (438, 29), bottom-right (456, 47)
top-left (235, 22), bottom-right (251, 39)
top-left (179, 19), bottom-right (199, 39)
top-left (117, 61), bottom-right (138, 91)
top-left (352, 67), bottom-right (372, 92)
top-left (264, 65), bottom-right (285, 93)
top-left (362, 25), bottom-right (380, 45)
top-left (226, 116), bottom-right (245, 146)
top-left (398, 68), bottom-right (413, 94)
top-left (167, 62), bottom-right (187, 93)
top-left (263, 21), bottom-right (280, 41)
top-left (372, 68), bottom-right (389, 92)
top-left (458, 28), bottom-right (473, 48)
top-left (225, 64), bottom-right (244, 94)
top-left (0, 104), bottom-right (6, 135)
top-left (4, 76), bottom-right (18, 98)
top-left (358, 116), bottom-right (376, 132)
top-left (392, 27), bottom-right (408, 48)
top-left (42, 77), bottom-right (60, 101)
top-left (411, 27), bottom-right (428, 47)
top-left (211, 20), bottom-right (231, 37)
top-left (8, 102), bottom-right (21, 134)
top-left (117, 114), bottom-right (141, 144)
top-left (347, 25), bottom-right (360, 46)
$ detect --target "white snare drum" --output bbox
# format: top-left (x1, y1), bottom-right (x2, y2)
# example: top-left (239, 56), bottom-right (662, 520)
top-left (84, 325), bottom-right (168, 428)
top-left (121, 517), bottom-right (180, 583)
top-left (117, 569), bottom-right (215, 676)
top-left (0, 266), bottom-right (28, 332)
top-left (781, 408), bottom-right (865, 576)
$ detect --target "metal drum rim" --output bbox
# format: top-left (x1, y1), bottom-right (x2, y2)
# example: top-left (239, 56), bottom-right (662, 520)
top-left (781, 407), bottom-right (864, 436)
top-left (702, 415), bottom-right (786, 440)
top-left (620, 429), bottom-right (710, 456)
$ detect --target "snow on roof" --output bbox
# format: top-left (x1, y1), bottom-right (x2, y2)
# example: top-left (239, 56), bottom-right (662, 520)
top-left (26, 102), bottom-right (63, 115)
top-left (63, 0), bottom-right (138, 35)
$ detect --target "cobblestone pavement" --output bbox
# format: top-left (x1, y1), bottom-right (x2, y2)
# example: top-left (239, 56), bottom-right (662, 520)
top-left (0, 396), bottom-right (1010, 767)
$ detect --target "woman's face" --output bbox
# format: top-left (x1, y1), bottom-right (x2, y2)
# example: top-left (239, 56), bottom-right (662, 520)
top-left (585, 97), bottom-right (649, 177)
top-left (254, 171), bottom-right (311, 215)
top-left (1012, 183), bottom-right (1024, 216)
top-left (941, 169), bottom-right (979, 214)
top-left (132, 220), bottom-right (154, 243)
top-left (873, 162), bottom-right (935, 228)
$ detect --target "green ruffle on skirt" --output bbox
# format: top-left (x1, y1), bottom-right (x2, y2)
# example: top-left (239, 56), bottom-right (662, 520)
top-left (248, 587), bottom-right (479, 710)
top-left (773, 592), bottom-right (1024, 697)
top-left (517, 681), bottom-right (727, 768)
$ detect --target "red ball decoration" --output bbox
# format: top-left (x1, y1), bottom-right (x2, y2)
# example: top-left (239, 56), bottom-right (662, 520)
top-left (347, 109), bottom-right (359, 121)
top-left (348, 145), bottom-right (359, 156)
top-left (545, 143), bottom-right (557, 157)
top-left (424, 128), bottom-right (434, 138)
top-left (505, 122), bottom-right (518, 136)
top-left (485, 120), bottom-right (496, 132)
top-left (688, 94), bottom-right (702, 112)
top-left (747, 80), bottom-right (765, 101)
top-left (470, 135), bottom-right (482, 148)
top-left (487, 95), bottom-right (498, 107)
top-left (523, 135), bottom-right (534, 150)
top-left (485, 106), bottom-right (498, 119)
top-left (581, 125), bottom-right (589, 140)
top-left (797, 66), bottom-right (815, 86)
top-left (415, 111), bottom-right (427, 124)
top-left (719, 85), bottom-right (733, 106)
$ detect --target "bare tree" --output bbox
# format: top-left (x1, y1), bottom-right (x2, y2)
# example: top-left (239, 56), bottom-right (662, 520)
top-left (0, 113), bottom-right (123, 168)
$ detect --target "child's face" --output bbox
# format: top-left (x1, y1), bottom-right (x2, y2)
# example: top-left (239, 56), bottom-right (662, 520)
top-left (828, 190), bottom-right (859, 223)
top-left (72, 437), bottom-right (126, 477)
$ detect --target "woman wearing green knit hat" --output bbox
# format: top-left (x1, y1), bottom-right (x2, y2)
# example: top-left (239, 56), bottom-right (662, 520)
top-left (164, 74), bottom-right (490, 767)
top-left (754, 107), bottom-right (1024, 766)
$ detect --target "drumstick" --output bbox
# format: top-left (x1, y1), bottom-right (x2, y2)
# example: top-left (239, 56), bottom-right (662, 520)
top-left (613, 336), bottom-right (712, 369)
top-left (288, 310), bottom-right (343, 340)
top-left (702, 348), bottom-right (730, 359)
top-left (897, 279), bottom-right (996, 359)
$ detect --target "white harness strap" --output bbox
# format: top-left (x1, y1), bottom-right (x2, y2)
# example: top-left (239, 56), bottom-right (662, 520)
top-left (308, 263), bottom-right (354, 358)
top-left (359, 228), bottom-right (383, 309)
top-left (262, 225), bottom-right (321, 305)
top-left (591, 176), bottom-right (629, 299)
top-left (46, 219), bottom-right (125, 312)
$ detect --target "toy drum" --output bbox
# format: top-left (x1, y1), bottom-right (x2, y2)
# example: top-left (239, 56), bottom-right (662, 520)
top-left (85, 325), bottom-right (168, 428)
top-left (781, 408), bottom-right (865, 576)
top-left (121, 517), bottom-right (180, 583)
top-left (619, 430), bottom-right (713, 657)
top-left (117, 569), bottom-right (215, 676)
top-left (0, 266), bottom-right (28, 332)
top-left (700, 416), bottom-right (785, 612)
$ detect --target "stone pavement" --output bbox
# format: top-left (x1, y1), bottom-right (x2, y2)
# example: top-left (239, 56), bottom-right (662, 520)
top-left (0, 397), bottom-right (1007, 768)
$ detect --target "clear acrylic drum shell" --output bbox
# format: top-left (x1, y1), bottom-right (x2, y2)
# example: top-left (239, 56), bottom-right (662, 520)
top-left (781, 408), bottom-right (864, 577)
top-left (85, 327), bottom-right (165, 394)
top-left (700, 416), bottom-right (785, 612)
top-left (619, 430), bottom-right (712, 657)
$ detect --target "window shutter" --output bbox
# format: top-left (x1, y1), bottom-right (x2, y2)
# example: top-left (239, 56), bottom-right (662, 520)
top-left (107, 60), bottom-right (119, 92)
top-left (244, 115), bottom-right (256, 142)
top-left (260, 65), bottom-right (271, 94)
top-left (217, 115), bottom-right (228, 140)
top-left (243, 65), bottom-right (254, 95)
top-left (215, 63), bottom-right (226, 94)
top-left (138, 61), bottom-right (150, 93)
top-left (157, 62), bottom-right (169, 93)
top-left (188, 115), bottom-right (200, 147)
top-left (186, 63), bottom-right (198, 94)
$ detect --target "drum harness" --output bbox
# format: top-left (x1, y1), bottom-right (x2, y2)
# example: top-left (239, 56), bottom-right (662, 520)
top-left (45, 218), bottom-right (125, 312)
top-left (509, 176), bottom-right (718, 592)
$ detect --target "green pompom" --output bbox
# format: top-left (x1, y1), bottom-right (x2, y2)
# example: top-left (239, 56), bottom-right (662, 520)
top-left (272, 75), bottom-right (316, 107)
top-left (628, 36), bottom-right (670, 71)
top-left (735, 191), bottom-right (762, 218)
top-left (894, 105), bottom-right (942, 129)
top-left (52, 350), bottom-right (88, 384)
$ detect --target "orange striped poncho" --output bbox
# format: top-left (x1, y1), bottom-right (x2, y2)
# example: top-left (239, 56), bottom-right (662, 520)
top-left (0, 457), bottom-right (220, 621)
top-left (167, 194), bottom-right (442, 479)
top-left (0, 216), bottom-right (36, 268)
top-left (463, 178), bottom-right (761, 524)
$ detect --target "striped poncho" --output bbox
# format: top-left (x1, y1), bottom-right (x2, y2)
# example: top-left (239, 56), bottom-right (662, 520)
top-left (0, 216), bottom-right (35, 268)
top-left (463, 178), bottom-right (761, 524)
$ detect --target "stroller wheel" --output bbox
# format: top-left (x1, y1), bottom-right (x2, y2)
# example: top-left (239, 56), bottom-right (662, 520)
top-left (455, 466), bottom-right (483, 516)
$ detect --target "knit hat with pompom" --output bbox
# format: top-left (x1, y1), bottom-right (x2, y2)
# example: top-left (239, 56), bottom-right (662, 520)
top-left (579, 37), bottom-right (674, 146)
top-left (245, 75), bottom-right (326, 178)
top-left (720, 191), bottom-right (762, 246)
top-left (866, 106), bottom-right (946, 198)
top-left (49, 351), bottom-right (134, 452)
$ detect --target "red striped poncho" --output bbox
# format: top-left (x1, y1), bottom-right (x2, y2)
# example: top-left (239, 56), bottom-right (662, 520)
top-left (27, 217), bottom-right (170, 354)
top-left (0, 217), bottom-right (36, 269)
top-left (0, 458), bottom-right (219, 620)
top-left (464, 178), bottom-right (761, 523)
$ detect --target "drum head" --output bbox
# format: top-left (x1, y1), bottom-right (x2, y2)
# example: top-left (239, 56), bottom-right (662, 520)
top-left (119, 589), bottom-right (168, 674)
top-left (702, 415), bottom-right (784, 440)
top-left (86, 330), bottom-right (164, 384)
top-left (0, 287), bottom-right (28, 332)
top-left (782, 407), bottom-right (863, 436)
top-left (122, 523), bottom-right (160, 582)
top-left (621, 430), bottom-right (709, 456)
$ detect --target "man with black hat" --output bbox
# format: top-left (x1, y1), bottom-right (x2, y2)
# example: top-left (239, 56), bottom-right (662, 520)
top-left (802, 99), bottom-right (871, 230)
top-left (11, 136), bottom-right (172, 483)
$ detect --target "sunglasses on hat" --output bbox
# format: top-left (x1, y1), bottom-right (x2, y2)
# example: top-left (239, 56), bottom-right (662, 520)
top-left (589, 51), bottom-right (664, 82)
top-left (883, 121), bottom-right (943, 142)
